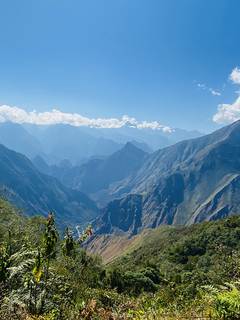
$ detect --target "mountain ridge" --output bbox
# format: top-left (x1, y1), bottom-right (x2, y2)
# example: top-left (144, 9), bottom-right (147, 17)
top-left (0, 143), bottom-right (99, 230)
top-left (92, 120), bottom-right (240, 237)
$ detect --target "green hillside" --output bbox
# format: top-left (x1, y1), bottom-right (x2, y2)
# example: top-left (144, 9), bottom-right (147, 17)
top-left (86, 213), bottom-right (240, 318)
top-left (87, 213), bottom-right (240, 273)
top-left (109, 214), bottom-right (240, 274)
top-left (2, 192), bottom-right (240, 319)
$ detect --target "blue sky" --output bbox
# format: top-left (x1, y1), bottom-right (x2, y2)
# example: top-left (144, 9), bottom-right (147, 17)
top-left (1, 0), bottom-right (240, 133)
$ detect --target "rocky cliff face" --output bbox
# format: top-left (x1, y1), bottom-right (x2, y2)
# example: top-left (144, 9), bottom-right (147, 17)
top-left (93, 194), bottom-right (143, 238)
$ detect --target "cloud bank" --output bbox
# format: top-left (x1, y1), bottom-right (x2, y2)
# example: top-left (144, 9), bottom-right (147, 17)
top-left (213, 67), bottom-right (240, 124)
top-left (0, 105), bottom-right (172, 132)
top-left (213, 96), bottom-right (240, 124)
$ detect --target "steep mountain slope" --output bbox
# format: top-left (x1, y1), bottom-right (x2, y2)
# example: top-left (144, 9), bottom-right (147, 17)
top-left (84, 225), bottom-right (178, 264)
top-left (32, 155), bottom-right (51, 174)
top-left (130, 140), bottom-right (153, 154)
top-left (92, 120), bottom-right (240, 237)
top-left (111, 120), bottom-right (239, 197)
top-left (0, 144), bottom-right (99, 230)
top-left (43, 142), bottom-right (148, 207)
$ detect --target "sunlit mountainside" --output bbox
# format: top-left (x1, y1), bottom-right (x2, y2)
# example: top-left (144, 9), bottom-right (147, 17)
top-left (92, 120), bottom-right (240, 237)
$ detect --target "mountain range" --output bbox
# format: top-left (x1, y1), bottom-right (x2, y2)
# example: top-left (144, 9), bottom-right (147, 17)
top-left (0, 143), bottom-right (99, 231)
top-left (0, 119), bottom-right (239, 242)
top-left (32, 142), bottom-right (149, 207)
top-left (91, 120), bottom-right (240, 237)
top-left (0, 121), bottom-right (204, 166)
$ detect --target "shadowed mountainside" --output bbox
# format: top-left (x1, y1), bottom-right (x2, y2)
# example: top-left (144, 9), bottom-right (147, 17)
top-left (0, 143), bottom-right (99, 230)
top-left (34, 142), bottom-right (148, 207)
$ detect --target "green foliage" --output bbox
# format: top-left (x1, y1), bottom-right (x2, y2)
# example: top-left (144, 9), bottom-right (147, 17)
top-left (168, 244), bottom-right (189, 264)
top-left (138, 267), bottom-right (162, 284)
top-left (3, 190), bottom-right (240, 319)
top-left (111, 214), bottom-right (240, 283)
top-left (0, 196), bottom-right (96, 318)
top-left (203, 281), bottom-right (240, 319)
top-left (105, 267), bottom-right (159, 295)
top-left (42, 212), bottom-right (58, 259)
top-left (0, 246), bottom-right (8, 282)
top-left (32, 246), bottom-right (42, 281)
top-left (124, 270), bottom-right (158, 295)
top-left (62, 227), bottom-right (75, 256)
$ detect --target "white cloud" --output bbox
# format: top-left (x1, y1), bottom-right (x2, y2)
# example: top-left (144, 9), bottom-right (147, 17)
top-left (198, 83), bottom-right (221, 96)
top-left (161, 126), bottom-right (172, 132)
top-left (228, 67), bottom-right (240, 84)
top-left (209, 88), bottom-right (221, 96)
top-left (212, 67), bottom-right (240, 124)
top-left (198, 84), bottom-right (206, 89)
top-left (136, 121), bottom-right (171, 132)
top-left (213, 96), bottom-right (240, 124)
top-left (0, 105), bottom-right (171, 132)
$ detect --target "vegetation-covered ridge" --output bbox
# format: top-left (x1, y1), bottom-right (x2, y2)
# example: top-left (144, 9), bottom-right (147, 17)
top-left (2, 192), bottom-right (240, 319)
top-left (90, 214), bottom-right (240, 268)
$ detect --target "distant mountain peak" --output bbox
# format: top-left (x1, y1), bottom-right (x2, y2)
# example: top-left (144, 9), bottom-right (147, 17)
top-left (116, 141), bottom-right (148, 159)
top-left (124, 141), bottom-right (136, 148)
